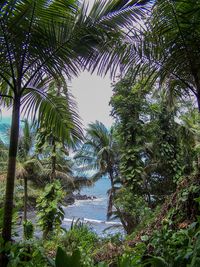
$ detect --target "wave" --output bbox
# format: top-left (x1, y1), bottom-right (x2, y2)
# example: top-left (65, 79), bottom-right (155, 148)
top-left (63, 217), bottom-right (122, 226)
top-left (71, 197), bottom-right (106, 207)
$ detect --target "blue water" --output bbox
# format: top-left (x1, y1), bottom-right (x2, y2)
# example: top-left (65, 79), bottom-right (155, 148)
top-left (64, 178), bottom-right (110, 221)
top-left (62, 178), bottom-right (123, 235)
top-left (0, 117), bottom-right (11, 144)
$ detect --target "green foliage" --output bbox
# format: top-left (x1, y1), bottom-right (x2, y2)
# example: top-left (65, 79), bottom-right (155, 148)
top-left (55, 247), bottom-right (81, 267)
top-left (111, 75), bottom-right (148, 193)
top-left (23, 220), bottom-right (34, 240)
top-left (36, 181), bottom-right (64, 239)
top-left (53, 246), bottom-right (109, 267)
top-left (61, 221), bottom-right (98, 266)
top-left (143, 256), bottom-right (168, 267)
top-left (118, 242), bottom-right (147, 267)
top-left (0, 239), bottom-right (49, 267)
top-left (137, 188), bottom-right (200, 267)
top-left (143, 221), bottom-right (200, 267)
top-left (115, 187), bottom-right (152, 231)
top-left (111, 73), bottom-right (190, 201)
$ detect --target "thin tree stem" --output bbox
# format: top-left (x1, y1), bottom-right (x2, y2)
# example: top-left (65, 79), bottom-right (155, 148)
top-left (50, 137), bottom-right (56, 181)
top-left (2, 95), bottom-right (20, 242)
top-left (24, 176), bottom-right (28, 223)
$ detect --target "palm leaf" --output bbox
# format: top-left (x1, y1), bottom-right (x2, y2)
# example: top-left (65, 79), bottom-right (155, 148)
top-left (21, 80), bottom-right (83, 147)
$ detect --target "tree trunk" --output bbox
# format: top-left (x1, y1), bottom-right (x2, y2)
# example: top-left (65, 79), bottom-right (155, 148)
top-left (197, 96), bottom-right (200, 113)
top-left (24, 176), bottom-right (27, 223)
top-left (2, 96), bottom-right (20, 242)
top-left (50, 137), bottom-right (56, 181)
top-left (196, 88), bottom-right (200, 170)
top-left (0, 96), bottom-right (20, 267)
top-left (108, 169), bottom-right (129, 232)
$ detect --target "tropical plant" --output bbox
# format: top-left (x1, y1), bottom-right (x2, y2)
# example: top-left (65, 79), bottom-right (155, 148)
top-left (118, 1), bottom-right (200, 111)
top-left (36, 180), bottom-right (65, 240)
top-left (62, 220), bottom-right (98, 266)
top-left (54, 247), bottom-right (82, 267)
top-left (23, 220), bottom-right (34, 240)
top-left (74, 121), bottom-right (120, 219)
top-left (16, 120), bottom-right (37, 224)
top-left (109, 70), bottom-right (198, 233)
top-left (35, 78), bottom-right (82, 184)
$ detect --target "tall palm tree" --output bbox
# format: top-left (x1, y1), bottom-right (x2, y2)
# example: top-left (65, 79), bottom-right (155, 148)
top-left (0, 0), bottom-right (148, 249)
top-left (74, 121), bottom-right (120, 218)
top-left (17, 120), bottom-right (35, 223)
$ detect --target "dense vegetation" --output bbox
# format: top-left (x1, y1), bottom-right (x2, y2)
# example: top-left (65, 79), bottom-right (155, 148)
top-left (1, 0), bottom-right (200, 266)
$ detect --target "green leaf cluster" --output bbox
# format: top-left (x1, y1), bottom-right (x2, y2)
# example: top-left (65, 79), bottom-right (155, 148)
top-left (36, 181), bottom-right (64, 239)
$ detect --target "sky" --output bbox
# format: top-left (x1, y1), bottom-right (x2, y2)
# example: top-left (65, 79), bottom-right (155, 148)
top-left (70, 71), bottom-right (114, 129)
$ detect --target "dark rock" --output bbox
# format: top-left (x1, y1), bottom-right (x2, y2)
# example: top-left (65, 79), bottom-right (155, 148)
top-left (63, 193), bottom-right (97, 205)
top-left (74, 193), bottom-right (97, 201)
top-left (63, 194), bottom-right (75, 205)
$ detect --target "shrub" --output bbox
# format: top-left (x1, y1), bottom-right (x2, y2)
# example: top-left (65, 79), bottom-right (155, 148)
top-left (36, 181), bottom-right (64, 239)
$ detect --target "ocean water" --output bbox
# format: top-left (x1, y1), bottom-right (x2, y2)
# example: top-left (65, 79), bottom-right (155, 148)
top-left (62, 177), bottom-right (123, 236)
top-left (0, 117), bottom-right (11, 143)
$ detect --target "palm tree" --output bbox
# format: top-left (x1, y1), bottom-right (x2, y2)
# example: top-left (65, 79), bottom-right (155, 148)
top-left (117, 1), bottom-right (200, 110)
top-left (17, 120), bottom-right (36, 224)
top-left (0, 0), bottom-right (148, 249)
top-left (0, 139), bottom-right (8, 175)
top-left (74, 121), bottom-right (120, 218)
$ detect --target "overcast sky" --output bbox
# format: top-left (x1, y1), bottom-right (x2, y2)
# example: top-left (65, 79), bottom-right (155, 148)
top-left (70, 71), bottom-right (114, 129)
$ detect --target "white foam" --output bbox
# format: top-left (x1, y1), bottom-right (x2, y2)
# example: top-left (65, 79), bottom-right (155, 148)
top-left (63, 217), bottom-right (122, 226)
top-left (67, 197), bottom-right (106, 207)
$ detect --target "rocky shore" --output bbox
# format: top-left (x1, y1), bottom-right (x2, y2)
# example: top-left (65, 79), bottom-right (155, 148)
top-left (64, 193), bottom-right (97, 205)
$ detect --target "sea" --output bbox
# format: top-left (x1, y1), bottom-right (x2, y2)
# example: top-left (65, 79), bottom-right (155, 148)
top-left (62, 178), bottom-right (123, 236)
top-left (0, 117), bottom-right (11, 144)
top-left (0, 117), bottom-right (123, 236)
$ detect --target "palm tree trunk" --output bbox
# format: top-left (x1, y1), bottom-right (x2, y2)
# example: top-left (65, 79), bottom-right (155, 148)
top-left (197, 96), bottom-right (200, 113)
top-left (2, 96), bottom-right (20, 242)
top-left (195, 84), bottom-right (200, 170)
top-left (109, 169), bottom-right (136, 234)
top-left (24, 176), bottom-right (28, 223)
top-left (109, 168), bottom-right (115, 191)
top-left (50, 137), bottom-right (56, 181)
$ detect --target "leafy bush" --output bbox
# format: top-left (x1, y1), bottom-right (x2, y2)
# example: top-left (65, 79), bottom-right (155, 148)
top-left (23, 220), bottom-right (34, 240)
top-left (143, 216), bottom-right (200, 266)
top-left (61, 220), bottom-right (98, 266)
top-left (118, 242), bottom-right (146, 267)
top-left (2, 240), bottom-right (49, 267)
top-left (36, 181), bottom-right (64, 239)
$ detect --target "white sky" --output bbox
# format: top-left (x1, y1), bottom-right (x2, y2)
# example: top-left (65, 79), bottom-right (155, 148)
top-left (70, 71), bottom-right (114, 129)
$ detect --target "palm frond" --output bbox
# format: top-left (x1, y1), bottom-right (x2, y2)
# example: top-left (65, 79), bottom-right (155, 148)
top-left (16, 162), bottom-right (28, 179)
top-left (21, 80), bottom-right (83, 147)
top-left (55, 170), bottom-right (75, 188)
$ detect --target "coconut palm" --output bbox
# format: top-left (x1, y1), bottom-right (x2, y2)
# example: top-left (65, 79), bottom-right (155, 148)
top-left (116, 1), bottom-right (200, 110)
top-left (0, 139), bottom-right (8, 174)
top-left (0, 0), bottom-right (148, 248)
top-left (74, 121), bottom-right (120, 218)
top-left (17, 120), bottom-right (36, 223)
